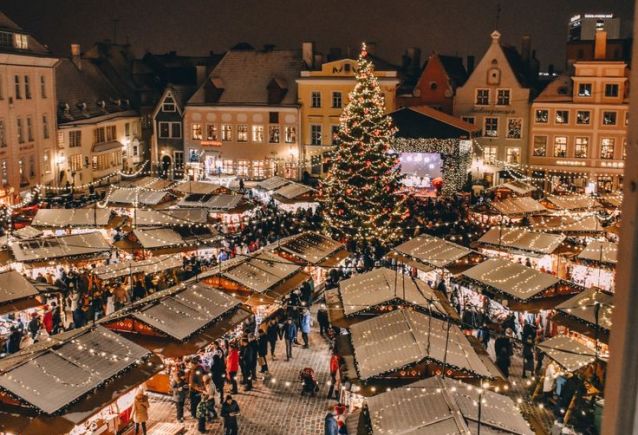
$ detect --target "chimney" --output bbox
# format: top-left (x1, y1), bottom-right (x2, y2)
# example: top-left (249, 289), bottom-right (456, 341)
top-left (313, 53), bottom-right (324, 69)
top-left (466, 55), bottom-right (475, 75)
top-left (302, 41), bottom-right (314, 69)
top-left (521, 34), bottom-right (531, 64)
top-left (71, 43), bottom-right (81, 70)
top-left (406, 47), bottom-right (421, 76)
top-left (195, 65), bottom-right (207, 86)
top-left (366, 42), bottom-right (377, 55)
top-left (594, 29), bottom-right (607, 60)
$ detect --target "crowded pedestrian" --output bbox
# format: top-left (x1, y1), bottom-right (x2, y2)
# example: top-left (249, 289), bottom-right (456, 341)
top-left (221, 395), bottom-right (240, 435)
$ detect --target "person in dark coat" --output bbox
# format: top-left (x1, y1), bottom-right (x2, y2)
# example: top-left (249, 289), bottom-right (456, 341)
top-left (132, 280), bottom-right (147, 302)
top-left (51, 303), bottom-right (62, 335)
top-left (317, 304), bottom-right (330, 337)
top-left (257, 329), bottom-right (269, 373)
top-left (494, 329), bottom-right (513, 378)
top-left (27, 313), bottom-right (41, 340)
top-left (283, 318), bottom-right (297, 361)
top-left (325, 408), bottom-right (339, 435)
top-left (6, 326), bottom-right (22, 354)
top-left (221, 395), bottom-right (240, 435)
top-left (239, 339), bottom-right (253, 391)
top-left (72, 304), bottom-right (86, 329)
top-left (248, 334), bottom-right (259, 381)
top-left (171, 370), bottom-right (188, 422)
top-left (211, 346), bottom-right (226, 403)
top-left (522, 335), bottom-right (535, 378)
top-left (266, 319), bottom-right (279, 359)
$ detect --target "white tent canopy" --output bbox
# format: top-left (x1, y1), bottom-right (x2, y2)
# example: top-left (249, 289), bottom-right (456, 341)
top-left (577, 240), bottom-right (618, 265)
top-left (393, 234), bottom-right (472, 268)
top-left (31, 208), bottom-right (112, 228)
top-left (490, 197), bottom-right (547, 215)
top-left (221, 251), bottom-right (301, 293)
top-left (11, 232), bottom-right (111, 262)
top-left (545, 195), bottom-right (601, 210)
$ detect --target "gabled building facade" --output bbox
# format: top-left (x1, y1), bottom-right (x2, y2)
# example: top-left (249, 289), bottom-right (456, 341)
top-left (296, 44), bottom-right (400, 177)
top-left (398, 53), bottom-right (468, 114)
top-left (55, 45), bottom-right (142, 186)
top-left (152, 86), bottom-right (190, 178)
top-left (454, 31), bottom-right (532, 186)
top-left (0, 12), bottom-right (58, 201)
top-left (184, 47), bottom-right (303, 180)
top-left (528, 34), bottom-right (628, 193)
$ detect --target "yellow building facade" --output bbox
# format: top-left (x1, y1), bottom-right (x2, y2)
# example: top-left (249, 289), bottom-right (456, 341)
top-left (296, 58), bottom-right (399, 176)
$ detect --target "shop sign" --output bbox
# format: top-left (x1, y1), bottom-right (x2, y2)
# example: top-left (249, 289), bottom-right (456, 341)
top-left (201, 140), bottom-right (222, 147)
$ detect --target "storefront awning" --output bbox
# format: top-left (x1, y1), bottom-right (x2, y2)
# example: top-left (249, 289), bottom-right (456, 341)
top-left (361, 376), bottom-right (533, 435)
top-left (275, 231), bottom-right (345, 265)
top-left (349, 308), bottom-right (494, 380)
top-left (92, 140), bottom-right (123, 154)
top-left (545, 195), bottom-right (601, 211)
top-left (529, 214), bottom-right (603, 234)
top-left (132, 208), bottom-right (209, 227)
top-left (477, 227), bottom-right (565, 255)
top-left (108, 188), bottom-right (171, 206)
top-left (255, 176), bottom-right (291, 191)
top-left (273, 182), bottom-right (315, 200)
top-left (221, 251), bottom-right (302, 293)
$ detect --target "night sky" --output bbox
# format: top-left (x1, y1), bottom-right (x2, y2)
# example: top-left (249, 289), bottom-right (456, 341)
top-left (1, 0), bottom-right (633, 71)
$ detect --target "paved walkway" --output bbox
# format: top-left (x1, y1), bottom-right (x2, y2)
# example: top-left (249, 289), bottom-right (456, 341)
top-left (147, 323), bottom-right (333, 434)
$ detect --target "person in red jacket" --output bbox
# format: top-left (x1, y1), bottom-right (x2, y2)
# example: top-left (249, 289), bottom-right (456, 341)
top-left (226, 343), bottom-right (240, 394)
top-left (327, 351), bottom-right (340, 400)
top-left (42, 305), bottom-right (53, 335)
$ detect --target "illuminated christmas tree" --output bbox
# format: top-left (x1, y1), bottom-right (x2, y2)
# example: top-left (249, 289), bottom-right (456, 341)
top-left (321, 43), bottom-right (408, 249)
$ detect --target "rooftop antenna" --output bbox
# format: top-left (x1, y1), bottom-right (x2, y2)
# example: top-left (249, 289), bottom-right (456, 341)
top-left (495, 3), bottom-right (502, 29)
top-left (112, 18), bottom-right (120, 44)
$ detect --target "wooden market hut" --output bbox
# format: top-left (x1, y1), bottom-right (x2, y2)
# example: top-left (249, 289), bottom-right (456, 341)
top-left (598, 194), bottom-right (623, 209)
top-left (200, 250), bottom-right (309, 315)
top-left (271, 182), bottom-right (318, 211)
top-left (30, 208), bottom-right (114, 230)
top-left (388, 233), bottom-right (482, 275)
top-left (271, 231), bottom-right (349, 288)
top-left (107, 188), bottom-right (174, 208)
top-left (325, 267), bottom-right (458, 329)
top-left (553, 288), bottom-right (613, 345)
top-left (492, 180), bottom-right (538, 198)
top-left (542, 195), bottom-right (602, 212)
top-left (529, 214), bottom-right (604, 236)
top-left (452, 258), bottom-right (583, 312)
top-left (10, 231), bottom-right (111, 266)
top-left (92, 254), bottom-right (183, 283)
top-left (104, 282), bottom-right (251, 392)
top-left (130, 208), bottom-right (210, 227)
top-left (336, 308), bottom-right (502, 398)
top-left (177, 193), bottom-right (255, 224)
top-left (569, 240), bottom-right (617, 291)
top-left (0, 326), bottom-right (162, 435)
top-left (346, 377), bottom-right (534, 435)
top-left (115, 226), bottom-right (220, 256)
top-left (576, 240), bottom-right (618, 266)
top-left (0, 270), bottom-right (58, 316)
top-left (490, 197), bottom-right (548, 217)
top-left (172, 180), bottom-right (235, 196)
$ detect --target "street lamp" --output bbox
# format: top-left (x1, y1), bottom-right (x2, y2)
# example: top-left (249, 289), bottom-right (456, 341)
top-left (55, 153), bottom-right (65, 188)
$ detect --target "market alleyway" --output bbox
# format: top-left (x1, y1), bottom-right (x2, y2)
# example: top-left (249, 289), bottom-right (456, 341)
top-left (147, 323), bottom-right (333, 435)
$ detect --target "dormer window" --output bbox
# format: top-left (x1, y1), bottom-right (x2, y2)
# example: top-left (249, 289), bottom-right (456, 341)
top-left (14, 34), bottom-right (28, 50)
top-left (98, 100), bottom-right (106, 110)
top-left (577, 83), bottom-right (592, 97)
top-left (162, 96), bottom-right (175, 112)
top-left (77, 102), bottom-right (87, 111)
top-left (0, 32), bottom-right (12, 48)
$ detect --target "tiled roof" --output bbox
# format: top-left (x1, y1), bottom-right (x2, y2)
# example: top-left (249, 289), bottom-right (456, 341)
top-left (56, 58), bottom-right (136, 124)
top-left (0, 11), bottom-right (50, 55)
top-left (438, 54), bottom-right (468, 87)
top-left (189, 49), bottom-right (303, 106)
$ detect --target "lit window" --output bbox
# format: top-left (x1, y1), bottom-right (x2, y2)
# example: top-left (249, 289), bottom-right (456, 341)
top-left (285, 126), bottom-right (296, 143)
top-left (269, 125), bottom-right (280, 143)
top-left (191, 123), bottom-right (202, 140)
top-left (252, 125), bottom-right (264, 143)
top-left (14, 34), bottom-right (28, 49)
top-left (553, 136), bottom-right (568, 157)
top-left (555, 110), bottom-right (569, 124)
top-left (535, 109), bottom-right (548, 123)
top-left (311, 125), bottom-right (322, 145)
top-left (576, 110), bottom-right (590, 125)
top-left (206, 124), bottom-right (218, 141)
top-left (483, 117), bottom-right (498, 137)
top-left (600, 138), bottom-right (615, 159)
top-left (506, 118), bottom-right (522, 139)
top-left (221, 124), bottom-right (232, 141)
top-left (237, 125), bottom-right (248, 142)
top-left (533, 136), bottom-right (547, 157)
top-left (506, 147), bottom-right (520, 164)
top-left (483, 146), bottom-right (497, 164)
top-left (575, 137), bottom-right (589, 158)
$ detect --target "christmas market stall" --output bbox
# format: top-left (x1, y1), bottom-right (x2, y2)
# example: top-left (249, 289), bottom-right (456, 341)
top-left (107, 187), bottom-right (174, 209)
top-left (388, 234), bottom-right (482, 282)
top-left (10, 231), bottom-right (112, 270)
top-left (129, 208), bottom-right (210, 228)
top-left (92, 254), bottom-right (183, 289)
top-left (346, 376), bottom-right (534, 435)
top-left (474, 227), bottom-right (568, 275)
top-left (271, 182), bottom-right (318, 212)
top-left (30, 208), bottom-right (115, 236)
top-left (569, 240), bottom-right (617, 292)
top-left (104, 282), bottom-right (251, 394)
top-left (452, 257), bottom-right (583, 317)
top-left (598, 194), bottom-right (623, 210)
top-left (542, 195), bottom-right (602, 212)
top-left (177, 193), bottom-right (255, 225)
top-left (0, 270), bottom-right (60, 351)
top-left (325, 267), bottom-right (458, 329)
top-left (172, 180), bottom-right (234, 196)
top-left (335, 308), bottom-right (502, 406)
top-left (0, 325), bottom-right (162, 435)
top-left (116, 226), bottom-right (220, 257)
top-left (528, 214), bottom-right (604, 239)
top-left (491, 180), bottom-right (538, 199)
top-left (270, 231), bottom-right (348, 289)
top-left (536, 334), bottom-right (606, 431)
top-left (252, 176), bottom-right (293, 203)
top-left (473, 197), bottom-right (548, 225)
top-left (553, 287), bottom-right (613, 348)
